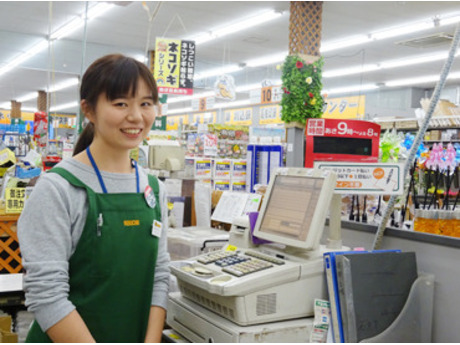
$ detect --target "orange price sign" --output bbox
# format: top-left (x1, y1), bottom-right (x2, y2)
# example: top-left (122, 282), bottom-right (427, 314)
top-left (261, 86), bottom-right (273, 104)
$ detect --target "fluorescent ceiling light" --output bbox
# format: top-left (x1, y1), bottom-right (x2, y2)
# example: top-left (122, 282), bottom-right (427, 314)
top-left (0, 40), bottom-right (48, 77)
top-left (167, 91), bottom-right (215, 104)
top-left (324, 84), bottom-right (379, 96)
top-left (439, 14), bottom-right (460, 26)
top-left (47, 78), bottom-right (79, 93)
top-left (371, 20), bottom-right (433, 40)
top-left (321, 35), bottom-right (372, 53)
top-left (188, 9), bottom-right (283, 45)
top-left (50, 101), bottom-right (79, 112)
top-left (323, 64), bottom-right (379, 78)
top-left (21, 106), bottom-right (38, 112)
top-left (245, 52), bottom-right (287, 68)
top-left (214, 99), bottom-right (251, 109)
top-left (50, 3), bottom-right (114, 40)
top-left (194, 64), bottom-right (242, 81)
top-left (17, 92), bottom-right (39, 103)
top-left (380, 52), bottom-right (451, 69)
top-left (321, 11), bottom-right (460, 53)
top-left (384, 72), bottom-right (460, 87)
top-left (167, 107), bottom-right (193, 115)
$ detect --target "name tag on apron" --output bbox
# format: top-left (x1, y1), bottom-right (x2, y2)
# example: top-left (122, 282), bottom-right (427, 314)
top-left (151, 220), bottom-right (162, 237)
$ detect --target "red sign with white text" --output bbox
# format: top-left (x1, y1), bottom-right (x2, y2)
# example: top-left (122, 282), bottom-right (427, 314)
top-left (305, 118), bottom-right (381, 168)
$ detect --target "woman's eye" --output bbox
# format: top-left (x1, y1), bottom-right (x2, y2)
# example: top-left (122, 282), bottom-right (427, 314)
top-left (141, 102), bottom-right (154, 107)
top-left (114, 102), bottom-right (127, 107)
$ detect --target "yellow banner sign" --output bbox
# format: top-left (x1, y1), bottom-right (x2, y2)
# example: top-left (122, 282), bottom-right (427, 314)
top-left (323, 95), bottom-right (366, 119)
top-left (166, 115), bottom-right (189, 131)
top-left (259, 105), bottom-right (282, 124)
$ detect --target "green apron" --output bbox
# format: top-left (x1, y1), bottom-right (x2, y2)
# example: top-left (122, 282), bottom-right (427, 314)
top-left (26, 166), bottom-right (161, 343)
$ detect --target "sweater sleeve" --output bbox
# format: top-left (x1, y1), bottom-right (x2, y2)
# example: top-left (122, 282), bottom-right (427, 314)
top-left (150, 180), bottom-right (171, 309)
top-left (17, 174), bottom-right (85, 332)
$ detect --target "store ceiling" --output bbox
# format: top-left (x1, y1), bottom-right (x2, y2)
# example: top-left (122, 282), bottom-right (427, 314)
top-left (0, 1), bottom-right (460, 115)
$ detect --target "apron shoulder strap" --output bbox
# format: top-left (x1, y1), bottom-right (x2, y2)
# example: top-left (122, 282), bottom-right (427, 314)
top-left (48, 167), bottom-right (93, 192)
top-left (147, 174), bottom-right (160, 198)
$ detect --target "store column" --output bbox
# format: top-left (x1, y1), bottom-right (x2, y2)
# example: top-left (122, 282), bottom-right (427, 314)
top-left (10, 100), bottom-right (21, 119)
top-left (37, 90), bottom-right (47, 113)
top-left (285, 1), bottom-right (323, 167)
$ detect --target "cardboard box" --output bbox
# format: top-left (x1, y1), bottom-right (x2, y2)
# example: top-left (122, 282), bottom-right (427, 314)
top-left (0, 316), bottom-right (18, 343)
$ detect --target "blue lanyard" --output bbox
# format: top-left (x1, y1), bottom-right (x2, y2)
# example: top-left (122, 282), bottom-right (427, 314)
top-left (86, 147), bottom-right (139, 194)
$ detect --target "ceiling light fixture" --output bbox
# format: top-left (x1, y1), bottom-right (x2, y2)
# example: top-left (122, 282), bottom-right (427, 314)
top-left (245, 52), bottom-right (287, 68)
top-left (323, 84), bottom-right (379, 96)
top-left (17, 92), bottom-right (39, 103)
top-left (50, 3), bottom-right (114, 40)
top-left (167, 107), bottom-right (193, 115)
top-left (47, 78), bottom-right (79, 93)
top-left (323, 64), bottom-right (379, 78)
top-left (0, 40), bottom-right (48, 77)
top-left (0, 3), bottom-right (114, 81)
top-left (194, 64), bottom-right (243, 81)
top-left (385, 71), bottom-right (460, 87)
top-left (321, 35), bottom-right (372, 53)
top-left (321, 11), bottom-right (460, 53)
top-left (188, 9), bottom-right (283, 45)
top-left (50, 101), bottom-right (79, 112)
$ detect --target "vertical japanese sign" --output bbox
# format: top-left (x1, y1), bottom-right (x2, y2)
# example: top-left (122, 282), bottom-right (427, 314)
top-left (154, 38), bottom-right (195, 95)
top-left (5, 188), bottom-right (25, 213)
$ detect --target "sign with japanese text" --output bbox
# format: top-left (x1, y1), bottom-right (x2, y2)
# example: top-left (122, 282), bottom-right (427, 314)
top-left (166, 115), bottom-right (189, 131)
top-left (194, 112), bottom-right (216, 124)
top-left (5, 188), bottom-right (25, 213)
top-left (259, 105), bottom-right (282, 124)
top-left (191, 97), bottom-right (215, 112)
top-left (314, 162), bottom-right (404, 195)
top-left (323, 95), bottom-right (366, 119)
top-left (224, 108), bottom-right (253, 125)
top-left (203, 134), bottom-right (218, 156)
top-left (305, 118), bottom-right (381, 167)
top-left (154, 38), bottom-right (195, 95)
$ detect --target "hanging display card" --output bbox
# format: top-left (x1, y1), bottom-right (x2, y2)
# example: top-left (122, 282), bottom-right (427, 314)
top-left (154, 38), bottom-right (195, 95)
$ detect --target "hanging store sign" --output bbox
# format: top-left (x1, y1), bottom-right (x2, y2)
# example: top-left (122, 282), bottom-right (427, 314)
top-left (154, 38), bottom-right (195, 95)
top-left (261, 86), bottom-right (282, 104)
top-left (323, 95), bottom-right (366, 119)
top-left (314, 162), bottom-right (404, 195)
top-left (259, 105), bottom-right (282, 124)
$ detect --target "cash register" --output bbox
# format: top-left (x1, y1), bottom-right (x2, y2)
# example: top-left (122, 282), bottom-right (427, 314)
top-left (168, 167), bottom-right (342, 341)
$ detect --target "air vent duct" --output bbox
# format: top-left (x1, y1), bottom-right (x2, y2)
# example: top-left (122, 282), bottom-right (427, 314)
top-left (396, 32), bottom-right (453, 48)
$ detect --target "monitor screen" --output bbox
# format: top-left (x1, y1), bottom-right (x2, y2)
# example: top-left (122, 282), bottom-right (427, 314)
top-left (148, 145), bottom-right (185, 171)
top-left (253, 168), bottom-right (336, 250)
top-left (313, 137), bottom-right (372, 156)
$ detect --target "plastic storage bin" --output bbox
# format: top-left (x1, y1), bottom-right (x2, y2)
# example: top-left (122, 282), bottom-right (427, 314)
top-left (167, 226), bottom-right (229, 261)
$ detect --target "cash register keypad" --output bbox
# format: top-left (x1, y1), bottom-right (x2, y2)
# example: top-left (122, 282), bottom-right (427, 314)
top-left (197, 251), bottom-right (237, 264)
top-left (222, 259), bottom-right (273, 277)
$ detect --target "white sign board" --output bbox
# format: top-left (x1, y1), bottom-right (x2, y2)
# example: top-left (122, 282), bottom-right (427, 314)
top-left (314, 162), bottom-right (404, 195)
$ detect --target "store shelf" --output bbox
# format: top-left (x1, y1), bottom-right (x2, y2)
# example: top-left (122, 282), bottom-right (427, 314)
top-left (0, 273), bottom-right (23, 293)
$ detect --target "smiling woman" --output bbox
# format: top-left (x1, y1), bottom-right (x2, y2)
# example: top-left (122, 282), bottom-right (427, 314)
top-left (18, 54), bottom-right (170, 343)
